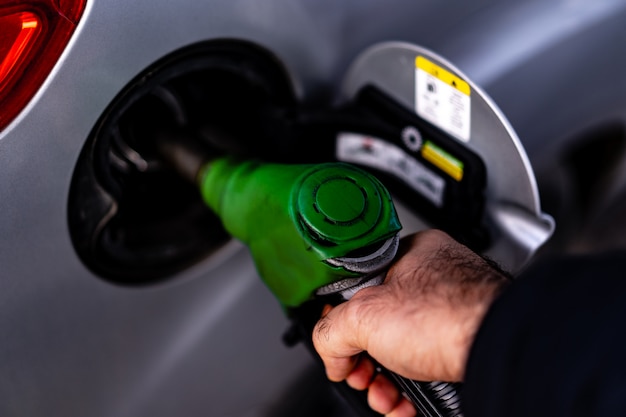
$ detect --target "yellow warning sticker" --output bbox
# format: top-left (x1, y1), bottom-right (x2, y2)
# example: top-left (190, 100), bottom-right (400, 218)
top-left (416, 56), bottom-right (470, 96)
top-left (415, 56), bottom-right (471, 142)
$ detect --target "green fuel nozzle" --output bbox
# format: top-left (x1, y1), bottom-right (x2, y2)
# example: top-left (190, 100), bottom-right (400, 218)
top-left (195, 156), bottom-right (402, 308)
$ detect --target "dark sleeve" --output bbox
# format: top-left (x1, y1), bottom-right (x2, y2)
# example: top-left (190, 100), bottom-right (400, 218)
top-left (461, 251), bottom-right (626, 417)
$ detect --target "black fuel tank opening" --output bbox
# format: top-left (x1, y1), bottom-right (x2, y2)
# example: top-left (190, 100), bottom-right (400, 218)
top-left (68, 40), bottom-right (298, 284)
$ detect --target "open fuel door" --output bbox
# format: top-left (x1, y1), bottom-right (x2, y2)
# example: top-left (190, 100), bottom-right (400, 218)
top-left (68, 40), bottom-right (552, 283)
top-left (334, 42), bottom-right (554, 273)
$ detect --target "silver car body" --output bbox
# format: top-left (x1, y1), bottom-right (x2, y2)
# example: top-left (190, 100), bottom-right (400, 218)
top-left (2, 0), bottom-right (626, 415)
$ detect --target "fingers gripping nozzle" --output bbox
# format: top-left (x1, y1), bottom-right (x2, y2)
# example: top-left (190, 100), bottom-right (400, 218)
top-left (197, 157), bottom-right (402, 308)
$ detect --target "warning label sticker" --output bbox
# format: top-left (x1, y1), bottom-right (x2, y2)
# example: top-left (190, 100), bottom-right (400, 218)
top-left (336, 133), bottom-right (446, 207)
top-left (415, 56), bottom-right (471, 142)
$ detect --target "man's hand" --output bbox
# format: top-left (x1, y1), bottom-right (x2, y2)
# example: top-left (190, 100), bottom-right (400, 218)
top-left (312, 229), bottom-right (510, 416)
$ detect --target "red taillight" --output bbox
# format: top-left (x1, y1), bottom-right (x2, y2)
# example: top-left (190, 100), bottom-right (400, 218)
top-left (0, 13), bottom-right (41, 87)
top-left (0, 0), bottom-right (87, 132)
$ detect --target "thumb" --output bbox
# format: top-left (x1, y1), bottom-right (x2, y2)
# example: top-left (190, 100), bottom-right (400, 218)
top-left (312, 302), bottom-right (365, 382)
